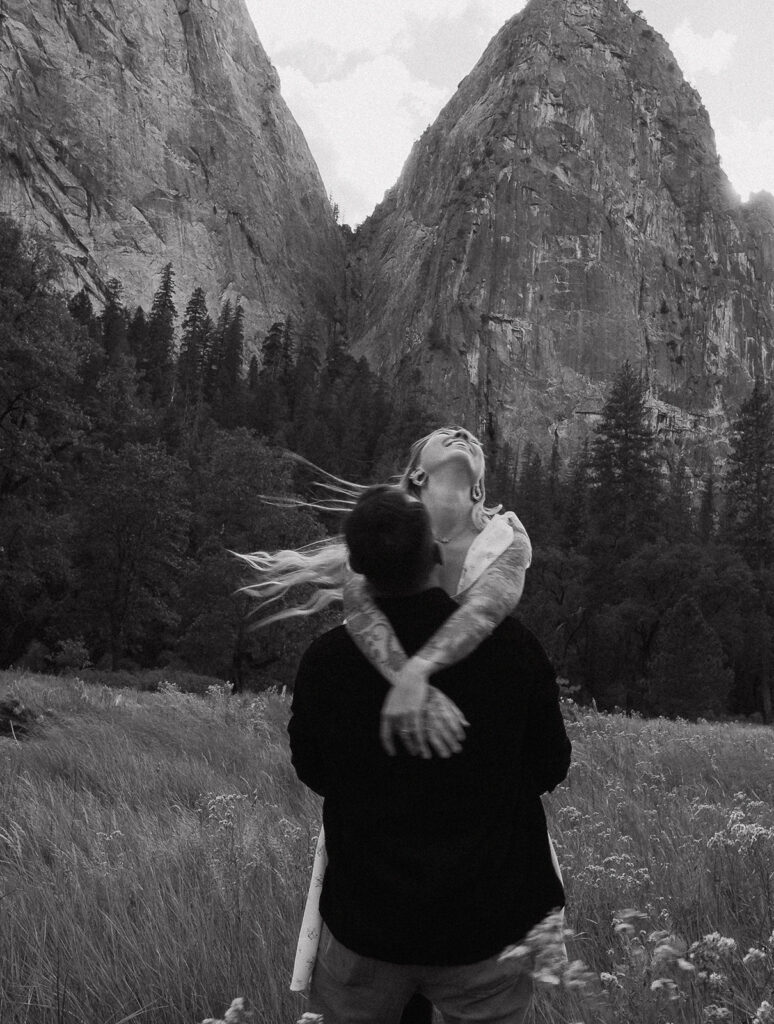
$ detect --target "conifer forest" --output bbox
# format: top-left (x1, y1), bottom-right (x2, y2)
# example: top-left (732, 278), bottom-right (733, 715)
top-left (2, 215), bottom-right (773, 721)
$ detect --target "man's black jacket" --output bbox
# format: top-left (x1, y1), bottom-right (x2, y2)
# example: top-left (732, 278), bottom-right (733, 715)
top-left (288, 587), bottom-right (571, 966)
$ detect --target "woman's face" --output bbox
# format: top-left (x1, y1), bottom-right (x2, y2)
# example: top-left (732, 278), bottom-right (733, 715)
top-left (418, 427), bottom-right (485, 483)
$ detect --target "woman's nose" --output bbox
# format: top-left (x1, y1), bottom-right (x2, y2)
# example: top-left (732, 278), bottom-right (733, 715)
top-left (453, 429), bottom-right (471, 440)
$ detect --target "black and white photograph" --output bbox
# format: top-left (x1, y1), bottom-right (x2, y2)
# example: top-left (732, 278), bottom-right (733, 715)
top-left (1, 0), bottom-right (773, 1022)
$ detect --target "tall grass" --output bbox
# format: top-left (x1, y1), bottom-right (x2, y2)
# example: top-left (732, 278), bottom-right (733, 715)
top-left (1, 672), bottom-right (772, 1023)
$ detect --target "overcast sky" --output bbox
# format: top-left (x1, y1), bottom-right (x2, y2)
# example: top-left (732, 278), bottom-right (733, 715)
top-left (245, 0), bottom-right (774, 227)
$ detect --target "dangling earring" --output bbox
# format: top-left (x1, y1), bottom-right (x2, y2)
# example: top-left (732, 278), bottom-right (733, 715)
top-left (471, 480), bottom-right (483, 502)
top-left (409, 467), bottom-right (427, 488)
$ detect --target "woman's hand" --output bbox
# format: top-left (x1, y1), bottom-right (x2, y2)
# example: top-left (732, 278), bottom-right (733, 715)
top-left (422, 687), bottom-right (469, 758)
top-left (380, 659), bottom-right (469, 758)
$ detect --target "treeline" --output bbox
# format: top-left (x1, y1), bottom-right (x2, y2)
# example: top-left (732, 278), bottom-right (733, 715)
top-left (0, 216), bottom-right (440, 689)
top-left (2, 215), bottom-right (773, 719)
top-left (490, 363), bottom-right (774, 722)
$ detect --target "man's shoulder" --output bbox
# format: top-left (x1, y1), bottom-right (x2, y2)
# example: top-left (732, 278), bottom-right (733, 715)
top-left (294, 624), bottom-right (363, 701)
top-left (491, 616), bottom-right (544, 652)
top-left (483, 617), bottom-right (557, 694)
top-left (301, 624), bottom-right (353, 662)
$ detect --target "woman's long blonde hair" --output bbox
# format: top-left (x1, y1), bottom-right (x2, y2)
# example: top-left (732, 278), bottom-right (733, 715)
top-left (239, 428), bottom-right (501, 626)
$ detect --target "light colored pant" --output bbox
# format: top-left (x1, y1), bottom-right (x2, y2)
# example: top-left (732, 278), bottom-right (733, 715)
top-left (310, 924), bottom-right (533, 1024)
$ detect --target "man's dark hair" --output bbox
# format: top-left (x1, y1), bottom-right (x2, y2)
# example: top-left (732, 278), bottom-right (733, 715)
top-left (344, 485), bottom-right (437, 595)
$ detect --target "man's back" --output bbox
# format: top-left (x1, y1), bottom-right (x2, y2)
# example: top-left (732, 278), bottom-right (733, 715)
top-left (289, 586), bottom-right (571, 967)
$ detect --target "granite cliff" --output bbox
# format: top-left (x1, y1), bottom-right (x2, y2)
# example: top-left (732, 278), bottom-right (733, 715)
top-left (2, 0), bottom-right (773, 463)
top-left (347, 0), bottom-right (774, 464)
top-left (0, 0), bottom-right (344, 336)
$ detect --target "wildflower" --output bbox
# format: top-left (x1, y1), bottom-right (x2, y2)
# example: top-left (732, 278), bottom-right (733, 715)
top-left (702, 1006), bottom-right (731, 1023)
top-left (613, 908), bottom-right (646, 936)
top-left (715, 937), bottom-right (736, 956)
top-left (200, 997), bottom-right (253, 1024)
top-left (599, 971), bottom-right (619, 988)
top-left (754, 1001), bottom-right (774, 1024)
top-left (532, 967), bottom-right (561, 985)
top-left (744, 947), bottom-right (767, 966)
top-left (650, 978), bottom-right (678, 998)
top-left (500, 910), bottom-right (582, 990)
top-left (651, 935), bottom-right (687, 968)
top-left (297, 1015), bottom-right (324, 1024)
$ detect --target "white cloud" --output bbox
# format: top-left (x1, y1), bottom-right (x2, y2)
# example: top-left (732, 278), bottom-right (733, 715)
top-left (247, 0), bottom-right (480, 61)
top-left (715, 119), bottom-right (774, 201)
top-left (279, 57), bottom-right (448, 226)
top-left (670, 20), bottom-right (737, 80)
top-left (246, 1), bottom-right (528, 225)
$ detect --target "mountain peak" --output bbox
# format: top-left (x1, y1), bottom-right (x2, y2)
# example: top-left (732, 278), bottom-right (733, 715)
top-left (0, 0), bottom-right (344, 333)
top-left (349, 0), bottom-right (772, 456)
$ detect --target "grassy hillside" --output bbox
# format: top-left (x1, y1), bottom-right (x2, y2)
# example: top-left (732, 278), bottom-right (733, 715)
top-left (1, 672), bottom-right (773, 1024)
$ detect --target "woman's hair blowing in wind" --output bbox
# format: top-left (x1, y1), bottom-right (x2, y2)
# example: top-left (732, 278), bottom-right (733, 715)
top-left (239, 429), bottom-right (500, 626)
top-left (236, 455), bottom-right (365, 626)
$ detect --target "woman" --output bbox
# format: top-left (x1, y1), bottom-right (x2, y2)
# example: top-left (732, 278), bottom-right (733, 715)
top-left (343, 426), bottom-right (532, 758)
top-left (243, 426), bottom-right (540, 1020)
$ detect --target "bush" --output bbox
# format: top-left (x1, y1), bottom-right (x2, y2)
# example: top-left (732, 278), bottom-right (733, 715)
top-left (52, 637), bottom-right (92, 672)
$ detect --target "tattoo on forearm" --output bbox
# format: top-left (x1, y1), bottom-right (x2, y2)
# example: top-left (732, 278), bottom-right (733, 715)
top-left (344, 574), bottom-right (407, 679)
top-left (415, 546), bottom-right (526, 672)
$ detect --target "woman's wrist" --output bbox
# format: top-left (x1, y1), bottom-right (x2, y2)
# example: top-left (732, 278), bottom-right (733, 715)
top-left (403, 655), bottom-right (435, 681)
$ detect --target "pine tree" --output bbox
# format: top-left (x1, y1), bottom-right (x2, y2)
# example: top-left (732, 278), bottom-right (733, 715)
top-left (338, 357), bottom-right (381, 479)
top-left (698, 470), bottom-right (717, 543)
top-left (562, 438), bottom-right (591, 549)
top-left (209, 302), bottom-right (245, 427)
top-left (144, 263), bottom-right (177, 404)
top-left (517, 444), bottom-right (548, 545)
top-left (68, 288), bottom-right (98, 338)
top-left (288, 336), bottom-right (321, 454)
top-left (127, 306), bottom-right (148, 364)
top-left (223, 303), bottom-right (245, 391)
top-left (663, 457), bottom-right (694, 542)
top-left (176, 287), bottom-right (211, 408)
top-left (724, 378), bottom-right (774, 720)
top-left (488, 440), bottom-right (519, 514)
top-left (589, 361), bottom-right (661, 557)
top-left (247, 354), bottom-right (259, 393)
top-left (725, 379), bottom-right (774, 565)
top-left (260, 321), bottom-right (288, 384)
top-left (100, 278), bottom-right (128, 362)
top-left (252, 320), bottom-right (292, 440)
top-left (547, 431), bottom-right (563, 525)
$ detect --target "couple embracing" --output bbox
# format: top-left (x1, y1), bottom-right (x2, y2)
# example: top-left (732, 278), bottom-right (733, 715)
top-left (247, 428), bottom-right (572, 1023)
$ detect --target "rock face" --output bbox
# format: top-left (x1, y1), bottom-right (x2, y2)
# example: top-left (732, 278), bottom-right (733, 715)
top-left (0, 0), bottom-right (344, 336)
top-left (347, 0), bottom-right (774, 464)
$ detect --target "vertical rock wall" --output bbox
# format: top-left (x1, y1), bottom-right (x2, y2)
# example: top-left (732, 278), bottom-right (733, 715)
top-left (0, 0), bottom-right (345, 337)
top-left (347, 0), bottom-right (774, 460)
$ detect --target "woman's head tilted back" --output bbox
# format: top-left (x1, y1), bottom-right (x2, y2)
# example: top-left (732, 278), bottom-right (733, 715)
top-left (240, 425), bottom-right (500, 622)
top-left (344, 486), bottom-right (437, 597)
top-left (399, 426), bottom-right (498, 530)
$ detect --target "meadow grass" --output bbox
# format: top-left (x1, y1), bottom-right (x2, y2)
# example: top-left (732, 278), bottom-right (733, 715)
top-left (0, 672), bottom-right (772, 1024)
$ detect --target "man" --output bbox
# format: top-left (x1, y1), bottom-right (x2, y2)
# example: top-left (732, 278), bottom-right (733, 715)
top-left (288, 485), bottom-right (571, 1023)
